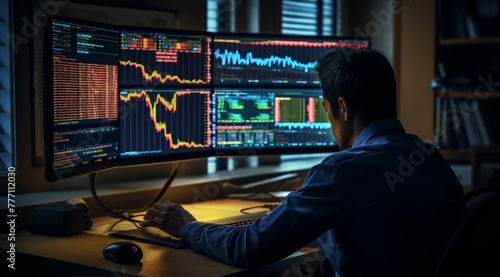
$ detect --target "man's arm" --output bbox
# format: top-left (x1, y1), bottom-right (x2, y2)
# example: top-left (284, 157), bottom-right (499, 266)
top-left (178, 162), bottom-right (350, 267)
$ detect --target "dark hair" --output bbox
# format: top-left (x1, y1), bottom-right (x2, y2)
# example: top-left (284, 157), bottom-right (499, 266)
top-left (315, 48), bottom-right (397, 124)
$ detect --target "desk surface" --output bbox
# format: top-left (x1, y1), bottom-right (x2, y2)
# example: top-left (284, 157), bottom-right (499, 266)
top-left (1, 199), bottom-right (329, 276)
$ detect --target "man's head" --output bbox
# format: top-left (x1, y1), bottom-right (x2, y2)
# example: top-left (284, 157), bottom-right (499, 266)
top-left (315, 48), bottom-right (397, 149)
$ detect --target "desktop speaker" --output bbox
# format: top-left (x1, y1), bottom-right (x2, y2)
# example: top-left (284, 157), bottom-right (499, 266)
top-left (66, 197), bottom-right (93, 230)
top-left (29, 202), bottom-right (86, 237)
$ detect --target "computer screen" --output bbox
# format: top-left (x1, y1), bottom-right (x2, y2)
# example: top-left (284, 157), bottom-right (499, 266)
top-left (119, 29), bottom-right (212, 85)
top-left (119, 88), bottom-right (213, 165)
top-left (44, 17), bottom-right (120, 181)
top-left (211, 35), bottom-right (369, 156)
top-left (44, 16), bottom-right (370, 181)
top-left (212, 88), bottom-right (336, 156)
top-left (118, 29), bottom-right (213, 166)
top-left (212, 34), bottom-right (370, 86)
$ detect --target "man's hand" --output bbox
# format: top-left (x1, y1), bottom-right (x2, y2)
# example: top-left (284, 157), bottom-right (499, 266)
top-left (141, 201), bottom-right (196, 238)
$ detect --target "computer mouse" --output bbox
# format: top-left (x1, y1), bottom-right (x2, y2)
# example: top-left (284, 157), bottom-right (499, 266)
top-left (102, 241), bottom-right (143, 264)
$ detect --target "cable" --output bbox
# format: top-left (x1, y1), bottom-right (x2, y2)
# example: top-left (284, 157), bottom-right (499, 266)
top-left (89, 162), bottom-right (180, 224)
top-left (105, 213), bottom-right (145, 232)
top-left (140, 162), bottom-right (180, 211)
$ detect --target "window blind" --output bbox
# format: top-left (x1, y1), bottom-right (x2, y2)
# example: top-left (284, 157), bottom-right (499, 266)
top-left (322, 0), bottom-right (333, 36)
top-left (282, 0), bottom-right (318, 36)
top-left (282, 0), bottom-right (334, 36)
top-left (207, 0), bottom-right (219, 32)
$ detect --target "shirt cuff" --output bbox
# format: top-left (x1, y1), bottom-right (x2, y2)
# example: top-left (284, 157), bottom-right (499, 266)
top-left (180, 221), bottom-right (205, 248)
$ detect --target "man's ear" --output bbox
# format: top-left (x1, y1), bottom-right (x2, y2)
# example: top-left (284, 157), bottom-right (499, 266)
top-left (337, 97), bottom-right (350, 121)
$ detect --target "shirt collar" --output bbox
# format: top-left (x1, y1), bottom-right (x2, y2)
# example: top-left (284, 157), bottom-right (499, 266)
top-left (352, 119), bottom-right (405, 147)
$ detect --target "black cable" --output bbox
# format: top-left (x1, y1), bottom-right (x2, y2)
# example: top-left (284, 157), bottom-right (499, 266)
top-left (106, 213), bottom-right (145, 232)
top-left (89, 162), bottom-right (180, 224)
top-left (141, 162), bottom-right (180, 211)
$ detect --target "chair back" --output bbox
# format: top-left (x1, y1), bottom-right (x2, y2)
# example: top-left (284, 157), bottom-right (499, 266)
top-left (436, 185), bottom-right (500, 276)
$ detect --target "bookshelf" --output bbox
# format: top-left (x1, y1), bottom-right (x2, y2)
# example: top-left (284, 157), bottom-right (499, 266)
top-left (439, 37), bottom-right (500, 45)
top-left (433, 0), bottom-right (500, 187)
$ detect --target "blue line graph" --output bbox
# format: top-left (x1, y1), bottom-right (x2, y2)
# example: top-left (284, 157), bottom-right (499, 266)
top-left (214, 49), bottom-right (317, 72)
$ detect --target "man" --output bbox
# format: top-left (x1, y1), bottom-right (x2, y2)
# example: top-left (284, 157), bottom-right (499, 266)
top-left (141, 48), bottom-right (465, 276)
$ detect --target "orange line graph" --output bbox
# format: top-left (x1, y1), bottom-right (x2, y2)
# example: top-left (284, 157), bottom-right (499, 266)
top-left (120, 60), bottom-right (207, 84)
top-left (120, 90), bottom-right (206, 149)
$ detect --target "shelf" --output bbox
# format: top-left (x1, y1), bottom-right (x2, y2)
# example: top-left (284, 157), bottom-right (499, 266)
top-left (439, 149), bottom-right (471, 163)
top-left (439, 37), bottom-right (500, 45)
top-left (435, 0), bottom-right (500, 165)
top-left (436, 90), bottom-right (500, 98)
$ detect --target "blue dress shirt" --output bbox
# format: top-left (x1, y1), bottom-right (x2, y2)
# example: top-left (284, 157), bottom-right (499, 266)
top-left (180, 119), bottom-right (466, 276)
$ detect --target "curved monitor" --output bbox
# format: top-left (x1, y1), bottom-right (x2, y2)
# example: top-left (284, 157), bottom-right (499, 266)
top-left (44, 16), bottom-right (370, 181)
top-left (44, 17), bottom-right (120, 181)
top-left (44, 18), bottom-right (214, 181)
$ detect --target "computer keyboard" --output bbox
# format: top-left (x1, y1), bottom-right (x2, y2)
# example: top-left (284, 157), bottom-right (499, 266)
top-left (109, 211), bottom-right (268, 249)
top-left (206, 210), bottom-right (268, 226)
top-left (224, 218), bottom-right (258, 226)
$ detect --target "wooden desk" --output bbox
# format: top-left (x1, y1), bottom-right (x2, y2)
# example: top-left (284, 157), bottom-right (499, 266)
top-left (1, 199), bottom-right (331, 276)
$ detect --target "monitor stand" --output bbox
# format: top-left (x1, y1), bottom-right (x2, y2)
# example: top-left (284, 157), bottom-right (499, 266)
top-left (258, 155), bottom-right (281, 166)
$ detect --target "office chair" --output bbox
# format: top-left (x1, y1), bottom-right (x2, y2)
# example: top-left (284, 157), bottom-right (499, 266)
top-left (471, 146), bottom-right (500, 188)
top-left (435, 186), bottom-right (500, 276)
top-left (464, 183), bottom-right (500, 208)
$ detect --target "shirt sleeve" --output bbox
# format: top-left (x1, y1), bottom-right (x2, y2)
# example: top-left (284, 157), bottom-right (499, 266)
top-left (179, 159), bottom-right (351, 267)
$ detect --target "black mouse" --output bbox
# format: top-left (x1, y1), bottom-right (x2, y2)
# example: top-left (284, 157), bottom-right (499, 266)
top-left (103, 241), bottom-right (143, 264)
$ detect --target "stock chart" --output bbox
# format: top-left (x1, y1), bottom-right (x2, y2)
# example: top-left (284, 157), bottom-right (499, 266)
top-left (120, 31), bottom-right (212, 85)
top-left (213, 37), bottom-right (369, 85)
top-left (213, 89), bottom-right (334, 149)
top-left (120, 89), bottom-right (212, 157)
top-left (49, 19), bottom-right (120, 173)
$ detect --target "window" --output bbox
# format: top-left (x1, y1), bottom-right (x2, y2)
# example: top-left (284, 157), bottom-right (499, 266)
top-left (0, 0), bottom-right (13, 175)
top-left (207, 0), bottom-right (335, 35)
top-left (282, 0), bottom-right (334, 36)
